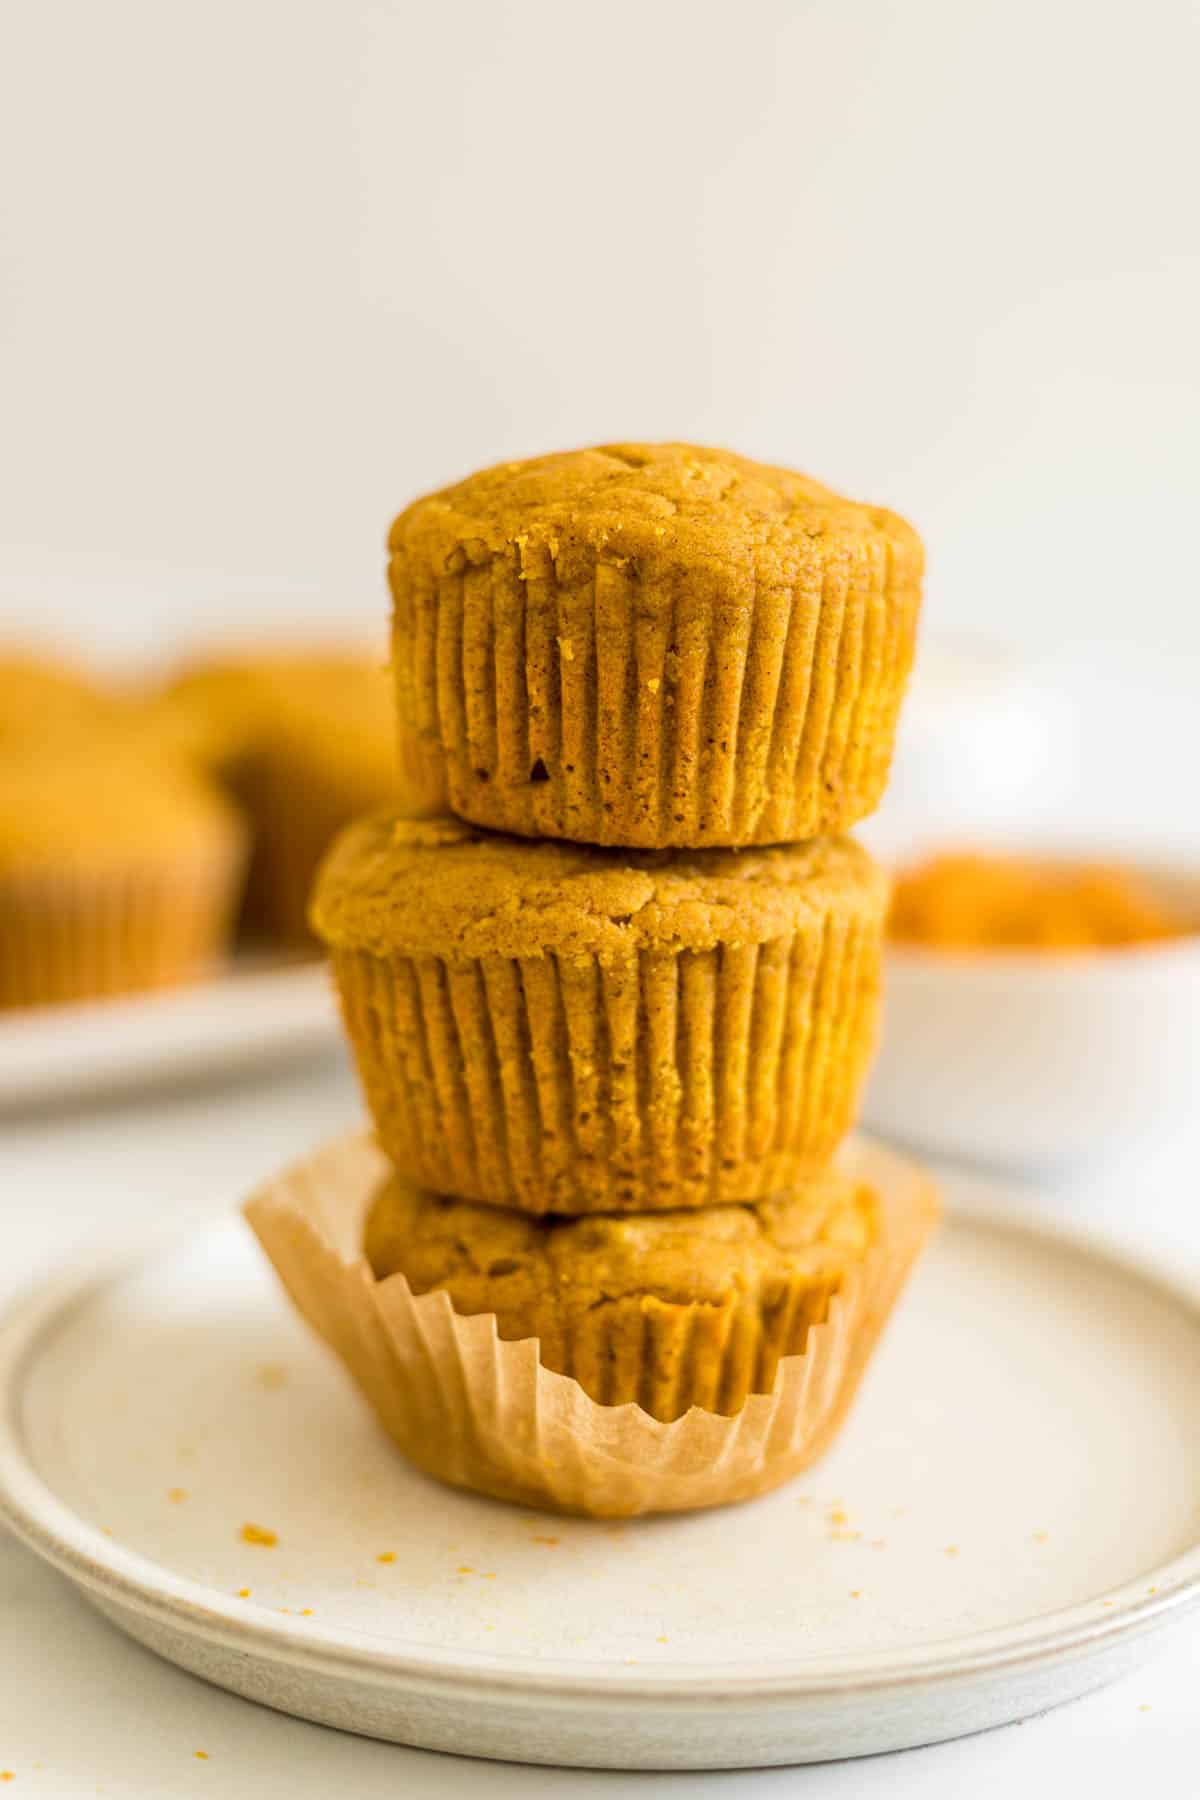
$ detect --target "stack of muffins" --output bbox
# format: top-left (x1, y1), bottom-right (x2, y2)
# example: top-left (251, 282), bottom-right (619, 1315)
top-left (249, 442), bottom-right (938, 1518)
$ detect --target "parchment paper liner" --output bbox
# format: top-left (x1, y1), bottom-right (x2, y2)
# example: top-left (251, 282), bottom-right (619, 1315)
top-left (245, 1130), bottom-right (939, 1518)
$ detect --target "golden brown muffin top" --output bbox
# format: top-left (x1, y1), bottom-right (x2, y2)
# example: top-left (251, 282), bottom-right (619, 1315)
top-left (889, 850), bottom-right (1194, 952)
top-left (0, 740), bottom-right (245, 870)
top-left (312, 811), bottom-right (887, 960)
top-left (258, 660), bottom-right (396, 797)
top-left (365, 1169), bottom-right (876, 1315)
top-left (389, 442), bottom-right (921, 592)
top-left (156, 645), bottom-right (390, 772)
top-left (0, 648), bottom-right (116, 745)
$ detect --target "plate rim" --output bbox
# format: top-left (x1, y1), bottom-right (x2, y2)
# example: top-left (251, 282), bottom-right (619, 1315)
top-left (2, 1184), bottom-right (1199, 1706)
top-left (0, 957), bottom-right (340, 1107)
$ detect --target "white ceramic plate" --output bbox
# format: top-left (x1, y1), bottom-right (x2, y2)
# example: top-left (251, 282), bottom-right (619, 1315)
top-left (1, 1177), bottom-right (1198, 1770)
top-left (0, 958), bottom-right (340, 1107)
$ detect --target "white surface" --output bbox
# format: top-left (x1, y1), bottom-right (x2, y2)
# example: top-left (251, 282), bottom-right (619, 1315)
top-left (2, 1186), bottom-right (1199, 1769)
top-left (0, 1063), bottom-right (1197, 1791)
top-left (0, 959), bottom-right (340, 1108)
top-left (3, 1), bottom-right (1200, 669)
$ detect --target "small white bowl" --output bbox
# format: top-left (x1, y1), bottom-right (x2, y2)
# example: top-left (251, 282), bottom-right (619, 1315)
top-left (863, 639), bottom-right (1078, 862)
top-left (864, 863), bottom-right (1200, 1170)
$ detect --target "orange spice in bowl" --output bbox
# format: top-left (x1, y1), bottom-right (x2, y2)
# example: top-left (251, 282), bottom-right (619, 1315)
top-left (888, 851), bottom-right (1193, 953)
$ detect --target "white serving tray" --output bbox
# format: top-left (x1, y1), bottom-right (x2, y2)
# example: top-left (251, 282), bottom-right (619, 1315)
top-left (0, 1171), bottom-right (1197, 1770)
top-left (0, 957), bottom-right (340, 1106)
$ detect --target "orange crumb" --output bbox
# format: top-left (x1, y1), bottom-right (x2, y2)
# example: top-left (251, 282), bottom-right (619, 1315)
top-left (236, 1587), bottom-right (251, 1598)
top-left (300, 1608), bottom-right (314, 1617)
top-left (1, 1776), bottom-right (13, 1784)
top-left (944, 1545), bottom-right (960, 1557)
top-left (532, 1536), bottom-right (559, 1547)
top-left (457, 1565), bottom-right (474, 1574)
top-left (167, 1488), bottom-right (188, 1504)
top-left (656, 1635), bottom-right (669, 1643)
top-left (239, 1523), bottom-right (277, 1548)
top-left (482, 1572), bottom-right (497, 1580)
top-left (850, 1590), bottom-right (862, 1599)
top-left (829, 1508), bottom-right (849, 1526)
top-left (100, 1526), bottom-right (113, 1537)
top-left (376, 1552), bottom-right (397, 1564)
top-left (256, 1363), bottom-right (288, 1390)
top-left (194, 1750), bottom-right (208, 1760)
top-left (1147, 1586), bottom-right (1159, 1595)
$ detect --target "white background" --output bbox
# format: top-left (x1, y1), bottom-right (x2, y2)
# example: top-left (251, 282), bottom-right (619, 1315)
top-left (2, 0), bottom-right (1199, 671)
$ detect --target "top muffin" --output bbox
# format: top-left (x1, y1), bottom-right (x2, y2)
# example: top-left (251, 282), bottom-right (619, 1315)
top-left (389, 443), bottom-right (922, 848)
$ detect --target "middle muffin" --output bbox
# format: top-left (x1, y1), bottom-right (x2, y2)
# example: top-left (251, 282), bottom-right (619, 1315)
top-left (313, 812), bottom-right (887, 1214)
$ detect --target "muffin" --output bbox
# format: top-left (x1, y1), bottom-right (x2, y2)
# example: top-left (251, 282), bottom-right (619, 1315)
top-left (365, 1167), bottom-right (876, 1419)
top-left (242, 670), bottom-right (400, 944)
top-left (0, 742), bottom-right (247, 1007)
top-left (245, 1130), bottom-right (939, 1516)
top-left (0, 648), bottom-right (115, 746)
top-left (311, 812), bottom-right (888, 1212)
top-left (389, 443), bottom-right (923, 848)
top-left (156, 646), bottom-right (390, 780)
top-left (154, 647), bottom-right (396, 941)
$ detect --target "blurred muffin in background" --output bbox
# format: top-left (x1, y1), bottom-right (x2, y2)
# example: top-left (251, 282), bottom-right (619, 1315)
top-left (151, 647), bottom-right (385, 778)
top-left (0, 740), bottom-right (246, 1007)
top-left (0, 638), bottom-right (404, 1005)
top-left (150, 647), bottom-right (401, 943)
top-left (0, 648), bottom-right (117, 746)
top-left (889, 849), bottom-right (1190, 952)
top-left (244, 665), bottom-right (401, 944)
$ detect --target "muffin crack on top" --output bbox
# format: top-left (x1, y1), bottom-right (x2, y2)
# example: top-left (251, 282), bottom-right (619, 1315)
top-left (312, 812), bottom-right (886, 964)
top-left (391, 443), bottom-right (914, 571)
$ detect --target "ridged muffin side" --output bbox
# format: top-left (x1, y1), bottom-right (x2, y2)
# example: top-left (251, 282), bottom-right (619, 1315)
top-left (389, 443), bottom-right (922, 848)
top-left (0, 744), bottom-right (246, 1007)
top-left (312, 813), bottom-right (888, 1213)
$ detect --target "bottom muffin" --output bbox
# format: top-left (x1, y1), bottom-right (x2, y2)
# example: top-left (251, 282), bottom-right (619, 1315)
top-left (246, 1131), bottom-right (938, 1518)
top-left (365, 1173), bottom-right (876, 1421)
